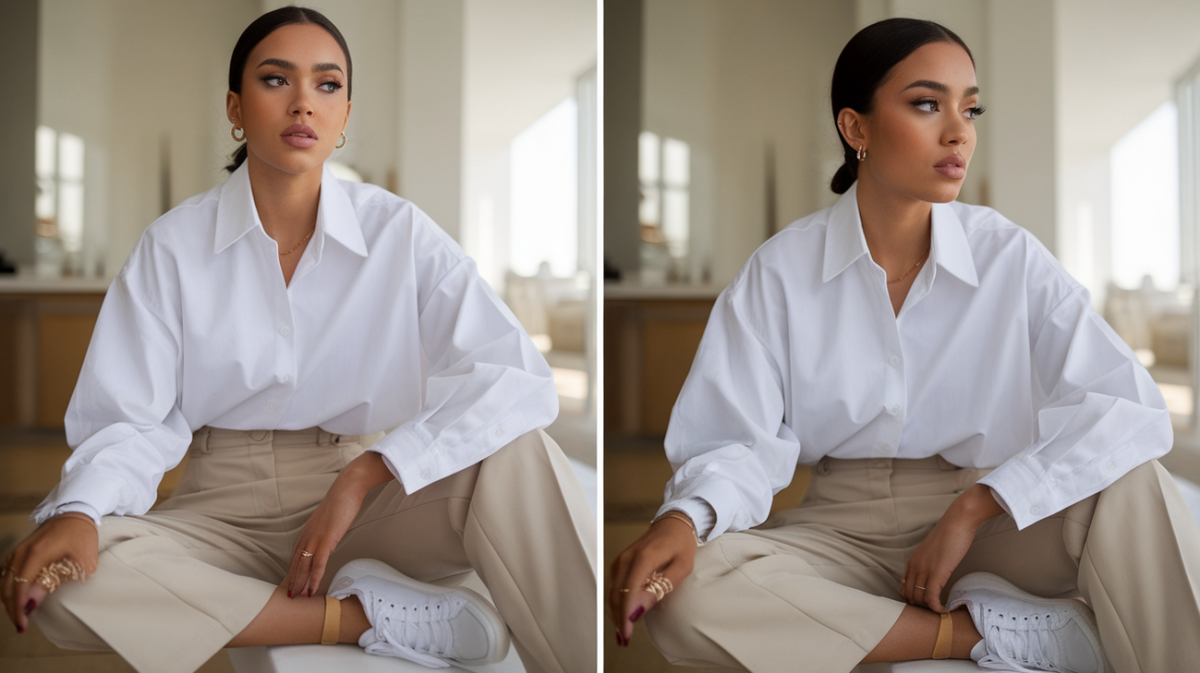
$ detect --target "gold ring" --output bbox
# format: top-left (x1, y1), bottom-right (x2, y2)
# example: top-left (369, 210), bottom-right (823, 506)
top-left (300, 551), bottom-right (314, 557)
top-left (12, 576), bottom-right (29, 583)
top-left (641, 571), bottom-right (673, 601)
top-left (618, 588), bottom-right (630, 593)
top-left (914, 585), bottom-right (927, 591)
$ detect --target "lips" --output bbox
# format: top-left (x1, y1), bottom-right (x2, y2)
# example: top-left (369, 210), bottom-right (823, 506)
top-left (934, 154), bottom-right (966, 179)
top-left (281, 124), bottom-right (318, 149)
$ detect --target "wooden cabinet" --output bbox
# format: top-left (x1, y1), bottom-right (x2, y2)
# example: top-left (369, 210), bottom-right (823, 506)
top-left (604, 297), bottom-right (715, 436)
top-left (0, 293), bottom-right (103, 428)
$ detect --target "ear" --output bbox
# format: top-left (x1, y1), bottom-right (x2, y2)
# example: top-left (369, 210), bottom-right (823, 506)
top-left (342, 100), bottom-right (352, 132)
top-left (226, 91), bottom-right (242, 128)
top-left (836, 108), bottom-right (869, 152)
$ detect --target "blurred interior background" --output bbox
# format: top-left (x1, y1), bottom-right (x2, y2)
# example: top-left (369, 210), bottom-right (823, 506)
top-left (604, 1), bottom-right (1200, 670)
top-left (0, 1), bottom-right (595, 671)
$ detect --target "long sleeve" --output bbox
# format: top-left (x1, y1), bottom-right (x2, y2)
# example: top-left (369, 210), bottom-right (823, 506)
top-left (978, 285), bottom-right (1172, 529)
top-left (657, 286), bottom-right (801, 540)
top-left (32, 256), bottom-right (190, 525)
top-left (367, 254), bottom-right (558, 493)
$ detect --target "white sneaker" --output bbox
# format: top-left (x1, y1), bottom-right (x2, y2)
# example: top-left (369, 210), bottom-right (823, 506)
top-left (947, 572), bottom-right (1110, 673)
top-left (328, 558), bottom-right (510, 669)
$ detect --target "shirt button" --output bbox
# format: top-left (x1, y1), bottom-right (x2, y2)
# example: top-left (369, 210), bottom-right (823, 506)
top-left (1106, 460), bottom-right (1117, 470)
top-left (280, 325), bottom-right (291, 336)
top-left (421, 469), bottom-right (431, 480)
top-left (494, 428), bottom-right (504, 437)
top-left (280, 375), bottom-right (290, 383)
top-left (267, 402), bottom-right (278, 411)
top-left (1030, 506), bottom-right (1041, 516)
top-left (889, 355), bottom-right (900, 366)
top-left (888, 405), bottom-right (899, 415)
top-left (878, 443), bottom-right (891, 453)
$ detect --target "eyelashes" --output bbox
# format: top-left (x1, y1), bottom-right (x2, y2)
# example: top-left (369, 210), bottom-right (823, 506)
top-left (259, 74), bottom-right (344, 93)
top-left (912, 98), bottom-right (987, 120)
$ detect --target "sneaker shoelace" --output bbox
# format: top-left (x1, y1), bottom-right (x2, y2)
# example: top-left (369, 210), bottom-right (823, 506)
top-left (977, 607), bottom-right (1065, 673)
top-left (363, 590), bottom-right (467, 668)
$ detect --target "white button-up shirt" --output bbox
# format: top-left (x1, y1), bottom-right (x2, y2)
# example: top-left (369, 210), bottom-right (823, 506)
top-left (33, 162), bottom-right (557, 525)
top-left (658, 183), bottom-right (1170, 538)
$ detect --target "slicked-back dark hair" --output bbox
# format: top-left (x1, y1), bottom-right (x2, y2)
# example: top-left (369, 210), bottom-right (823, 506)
top-left (225, 6), bottom-right (352, 173)
top-left (829, 18), bottom-right (973, 194)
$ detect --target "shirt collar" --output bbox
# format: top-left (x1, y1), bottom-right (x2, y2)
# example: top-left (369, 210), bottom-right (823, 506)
top-left (821, 182), bottom-right (979, 287)
top-left (213, 161), bottom-right (368, 258)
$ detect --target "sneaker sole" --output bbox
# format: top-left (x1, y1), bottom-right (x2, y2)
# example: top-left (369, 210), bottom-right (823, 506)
top-left (330, 558), bottom-right (511, 666)
top-left (948, 572), bottom-right (1111, 673)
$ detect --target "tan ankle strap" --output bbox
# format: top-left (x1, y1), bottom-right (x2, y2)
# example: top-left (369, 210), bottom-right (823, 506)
top-left (932, 612), bottom-right (953, 659)
top-left (321, 595), bottom-right (342, 645)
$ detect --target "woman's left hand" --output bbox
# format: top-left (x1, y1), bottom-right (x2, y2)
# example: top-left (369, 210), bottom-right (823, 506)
top-left (285, 451), bottom-right (395, 599)
top-left (901, 484), bottom-right (1004, 612)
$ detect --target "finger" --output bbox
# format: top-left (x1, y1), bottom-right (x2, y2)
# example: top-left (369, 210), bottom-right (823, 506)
top-left (305, 548), bottom-right (329, 598)
top-left (608, 549), bottom-right (637, 629)
top-left (925, 578), bottom-right (947, 613)
top-left (289, 548), bottom-right (315, 598)
top-left (615, 551), bottom-right (664, 641)
top-left (911, 575), bottom-right (929, 608)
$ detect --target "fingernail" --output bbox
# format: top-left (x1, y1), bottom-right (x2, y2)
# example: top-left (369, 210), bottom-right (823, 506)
top-left (24, 600), bottom-right (35, 615)
top-left (630, 606), bottom-right (645, 622)
top-left (615, 631), bottom-right (622, 647)
top-left (307, 588), bottom-right (313, 598)
top-left (17, 625), bottom-right (24, 635)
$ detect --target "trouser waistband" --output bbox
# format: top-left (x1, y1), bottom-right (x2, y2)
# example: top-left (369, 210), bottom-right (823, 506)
top-left (189, 426), bottom-right (385, 454)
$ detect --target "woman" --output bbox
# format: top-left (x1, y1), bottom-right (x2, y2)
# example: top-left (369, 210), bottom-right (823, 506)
top-left (610, 18), bottom-right (1200, 673)
top-left (0, 7), bottom-right (596, 673)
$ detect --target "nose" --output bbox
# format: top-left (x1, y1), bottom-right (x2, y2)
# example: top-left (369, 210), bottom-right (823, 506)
top-left (944, 114), bottom-right (970, 147)
top-left (290, 90), bottom-right (315, 117)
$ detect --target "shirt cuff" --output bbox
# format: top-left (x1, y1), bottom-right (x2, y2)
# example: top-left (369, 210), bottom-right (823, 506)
top-left (656, 498), bottom-right (717, 542)
top-left (49, 502), bottom-right (103, 527)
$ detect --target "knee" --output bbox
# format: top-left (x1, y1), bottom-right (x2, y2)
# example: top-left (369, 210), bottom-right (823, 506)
top-left (31, 591), bottom-right (108, 652)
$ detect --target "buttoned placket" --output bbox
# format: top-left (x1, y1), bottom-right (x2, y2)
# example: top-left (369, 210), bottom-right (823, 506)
top-left (263, 231), bottom-right (301, 426)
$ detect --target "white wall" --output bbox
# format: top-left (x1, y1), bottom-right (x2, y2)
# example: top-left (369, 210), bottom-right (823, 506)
top-left (40, 0), bottom-right (258, 275)
top-left (643, 0), bottom-right (855, 284)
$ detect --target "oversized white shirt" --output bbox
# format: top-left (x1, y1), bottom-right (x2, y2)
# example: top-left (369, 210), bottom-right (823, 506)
top-left (658, 183), bottom-right (1171, 539)
top-left (33, 162), bottom-right (557, 525)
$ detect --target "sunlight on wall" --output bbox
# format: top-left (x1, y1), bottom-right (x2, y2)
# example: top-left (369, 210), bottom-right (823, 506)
top-left (1111, 102), bottom-right (1179, 290)
top-left (510, 98), bottom-right (579, 277)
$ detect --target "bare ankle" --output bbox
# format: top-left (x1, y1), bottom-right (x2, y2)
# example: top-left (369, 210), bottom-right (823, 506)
top-left (951, 607), bottom-right (981, 659)
top-left (338, 595), bottom-right (371, 644)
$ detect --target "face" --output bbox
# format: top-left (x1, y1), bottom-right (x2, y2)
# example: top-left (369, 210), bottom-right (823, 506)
top-left (838, 41), bottom-right (982, 204)
top-left (226, 23), bottom-right (351, 178)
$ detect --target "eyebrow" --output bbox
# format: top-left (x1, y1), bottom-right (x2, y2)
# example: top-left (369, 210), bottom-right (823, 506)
top-left (903, 79), bottom-right (980, 97)
top-left (256, 58), bottom-right (344, 75)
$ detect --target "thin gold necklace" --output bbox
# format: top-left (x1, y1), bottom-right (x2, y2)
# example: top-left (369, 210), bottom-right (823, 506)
top-left (278, 226), bottom-right (316, 257)
top-left (887, 246), bottom-right (930, 285)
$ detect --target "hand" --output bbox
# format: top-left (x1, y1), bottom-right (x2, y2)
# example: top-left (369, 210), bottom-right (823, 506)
top-left (285, 451), bottom-right (394, 599)
top-left (608, 515), bottom-right (698, 647)
top-left (901, 484), bottom-right (1004, 612)
top-left (1, 512), bottom-right (98, 634)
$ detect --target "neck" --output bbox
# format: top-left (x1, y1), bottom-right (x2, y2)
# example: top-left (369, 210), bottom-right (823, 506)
top-left (855, 174), bottom-right (932, 273)
top-left (246, 155), bottom-right (322, 243)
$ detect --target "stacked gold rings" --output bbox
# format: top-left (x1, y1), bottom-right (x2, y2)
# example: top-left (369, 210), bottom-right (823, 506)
top-left (35, 559), bottom-right (88, 594)
top-left (642, 571), bottom-right (673, 601)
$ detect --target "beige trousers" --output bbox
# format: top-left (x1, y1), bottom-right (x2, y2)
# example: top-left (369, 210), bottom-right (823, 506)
top-left (646, 456), bottom-right (1200, 673)
top-left (33, 427), bottom-right (597, 673)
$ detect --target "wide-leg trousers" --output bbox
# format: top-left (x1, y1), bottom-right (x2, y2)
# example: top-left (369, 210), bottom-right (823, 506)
top-left (645, 455), bottom-right (1200, 673)
top-left (33, 426), bottom-right (597, 673)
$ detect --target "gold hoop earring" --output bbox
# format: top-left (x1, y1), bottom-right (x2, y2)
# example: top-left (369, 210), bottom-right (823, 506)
top-left (856, 146), bottom-right (866, 161)
top-left (336, 133), bottom-right (346, 149)
top-left (231, 126), bottom-right (245, 142)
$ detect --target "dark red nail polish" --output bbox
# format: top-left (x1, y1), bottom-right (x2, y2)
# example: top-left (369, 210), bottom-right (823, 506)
top-left (17, 625), bottom-right (24, 635)
top-left (287, 590), bottom-right (293, 598)
top-left (308, 588), bottom-right (314, 598)
top-left (24, 600), bottom-right (35, 615)
top-left (615, 631), bottom-right (622, 647)
top-left (630, 606), bottom-right (645, 623)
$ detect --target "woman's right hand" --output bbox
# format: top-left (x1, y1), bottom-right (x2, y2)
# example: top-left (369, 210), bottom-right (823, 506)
top-left (608, 515), bottom-right (698, 647)
top-left (1, 513), bottom-right (98, 634)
